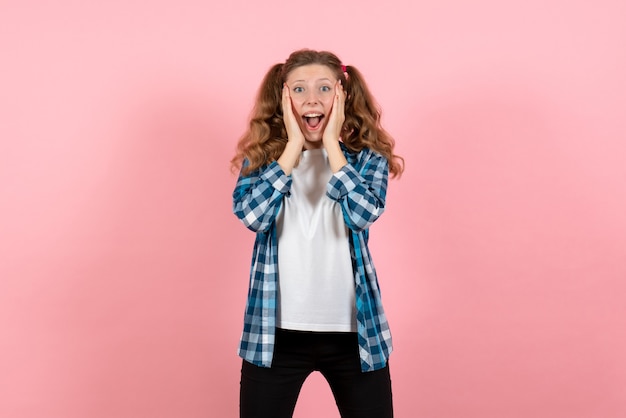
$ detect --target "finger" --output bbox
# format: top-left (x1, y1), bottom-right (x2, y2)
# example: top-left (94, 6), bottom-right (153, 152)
top-left (283, 84), bottom-right (298, 122)
top-left (328, 84), bottom-right (339, 121)
top-left (335, 81), bottom-right (345, 122)
top-left (337, 82), bottom-right (345, 113)
top-left (330, 83), bottom-right (338, 111)
top-left (282, 84), bottom-right (290, 112)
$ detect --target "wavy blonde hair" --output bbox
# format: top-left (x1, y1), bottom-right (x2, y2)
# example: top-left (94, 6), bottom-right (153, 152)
top-left (231, 49), bottom-right (404, 177)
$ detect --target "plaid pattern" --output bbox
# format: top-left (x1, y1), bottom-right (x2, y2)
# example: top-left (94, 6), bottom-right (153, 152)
top-left (232, 143), bottom-right (393, 372)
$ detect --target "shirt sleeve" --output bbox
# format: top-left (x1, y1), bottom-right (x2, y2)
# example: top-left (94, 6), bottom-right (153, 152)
top-left (326, 149), bottom-right (389, 232)
top-left (233, 160), bottom-right (291, 233)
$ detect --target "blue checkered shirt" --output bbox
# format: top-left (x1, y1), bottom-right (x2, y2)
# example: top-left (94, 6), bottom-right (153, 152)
top-left (232, 143), bottom-right (393, 372)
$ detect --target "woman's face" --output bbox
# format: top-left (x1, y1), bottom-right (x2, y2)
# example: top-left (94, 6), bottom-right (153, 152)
top-left (285, 64), bottom-right (337, 148)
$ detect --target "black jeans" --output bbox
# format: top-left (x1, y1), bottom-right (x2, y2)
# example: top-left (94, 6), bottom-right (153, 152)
top-left (240, 328), bottom-right (393, 418)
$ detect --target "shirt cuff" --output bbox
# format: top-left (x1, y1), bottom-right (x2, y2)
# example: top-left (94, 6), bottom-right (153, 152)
top-left (260, 161), bottom-right (292, 194)
top-left (327, 164), bottom-right (361, 200)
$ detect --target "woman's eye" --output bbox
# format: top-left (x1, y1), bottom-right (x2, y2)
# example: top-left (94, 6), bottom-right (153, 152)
top-left (293, 86), bottom-right (304, 93)
top-left (321, 86), bottom-right (331, 92)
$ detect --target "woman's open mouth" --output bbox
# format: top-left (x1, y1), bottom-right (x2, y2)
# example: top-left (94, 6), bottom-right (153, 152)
top-left (303, 112), bottom-right (325, 130)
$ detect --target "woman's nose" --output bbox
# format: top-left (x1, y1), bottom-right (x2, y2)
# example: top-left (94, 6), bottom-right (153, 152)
top-left (305, 91), bottom-right (319, 104)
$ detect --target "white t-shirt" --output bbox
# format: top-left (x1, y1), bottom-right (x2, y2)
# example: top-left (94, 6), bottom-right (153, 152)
top-left (276, 149), bottom-right (357, 332)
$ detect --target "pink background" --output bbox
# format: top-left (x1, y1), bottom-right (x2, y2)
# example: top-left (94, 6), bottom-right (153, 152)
top-left (1, 1), bottom-right (625, 417)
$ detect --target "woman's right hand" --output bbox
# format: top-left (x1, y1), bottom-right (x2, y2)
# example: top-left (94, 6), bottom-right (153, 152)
top-left (282, 84), bottom-right (305, 147)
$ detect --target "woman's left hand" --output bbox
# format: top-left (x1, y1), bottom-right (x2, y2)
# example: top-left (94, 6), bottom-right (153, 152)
top-left (322, 81), bottom-right (346, 147)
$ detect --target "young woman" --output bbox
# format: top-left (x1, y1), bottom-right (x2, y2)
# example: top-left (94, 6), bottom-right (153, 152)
top-left (231, 49), bottom-right (403, 418)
